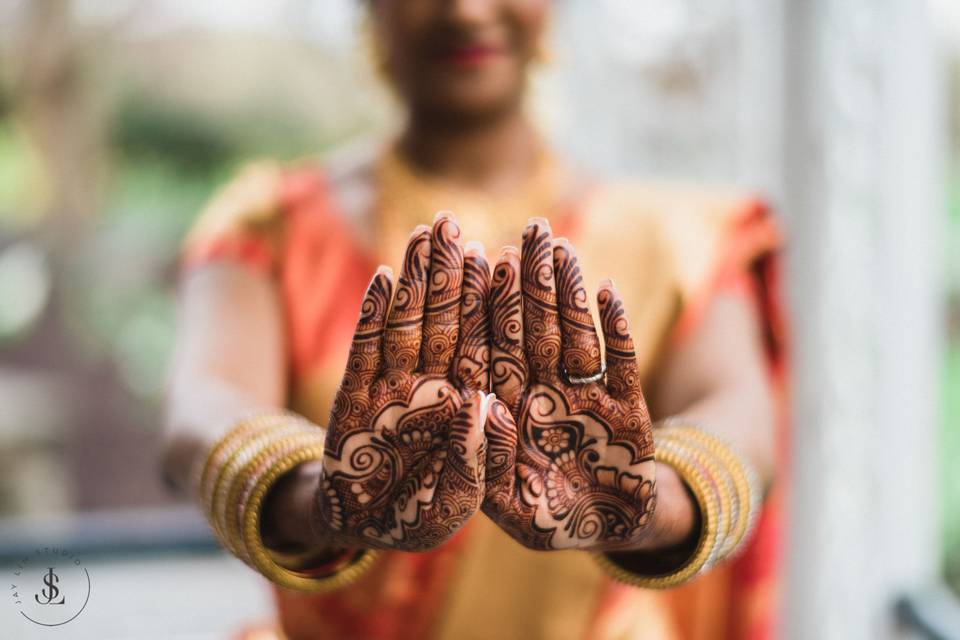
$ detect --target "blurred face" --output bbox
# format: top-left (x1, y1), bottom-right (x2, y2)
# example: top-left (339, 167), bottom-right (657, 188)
top-left (370, 0), bottom-right (549, 125)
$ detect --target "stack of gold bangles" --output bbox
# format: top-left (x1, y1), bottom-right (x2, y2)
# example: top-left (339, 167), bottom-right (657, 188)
top-left (195, 412), bottom-right (378, 592)
top-left (594, 420), bottom-right (760, 589)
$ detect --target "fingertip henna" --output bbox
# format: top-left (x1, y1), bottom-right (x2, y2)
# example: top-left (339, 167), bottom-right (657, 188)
top-left (552, 241), bottom-right (603, 379)
top-left (521, 219), bottom-right (562, 383)
top-left (421, 215), bottom-right (465, 375)
top-left (335, 269), bottom-right (394, 420)
top-left (597, 285), bottom-right (641, 398)
top-left (454, 251), bottom-right (491, 393)
top-left (383, 231), bottom-right (432, 373)
top-left (490, 251), bottom-right (527, 410)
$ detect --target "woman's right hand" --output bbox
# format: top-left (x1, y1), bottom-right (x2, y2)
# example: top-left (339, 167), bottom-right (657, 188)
top-left (312, 214), bottom-right (493, 551)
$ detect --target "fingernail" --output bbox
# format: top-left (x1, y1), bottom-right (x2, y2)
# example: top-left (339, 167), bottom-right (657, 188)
top-left (527, 216), bottom-right (550, 229)
top-left (552, 236), bottom-right (570, 247)
top-left (376, 265), bottom-right (394, 277)
top-left (500, 245), bottom-right (520, 257)
top-left (478, 392), bottom-right (494, 426)
top-left (599, 277), bottom-right (615, 289)
top-left (411, 224), bottom-right (430, 237)
top-left (465, 240), bottom-right (485, 255)
top-left (434, 210), bottom-right (455, 222)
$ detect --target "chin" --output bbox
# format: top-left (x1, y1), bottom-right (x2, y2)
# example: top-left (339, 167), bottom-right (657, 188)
top-left (415, 76), bottom-right (525, 126)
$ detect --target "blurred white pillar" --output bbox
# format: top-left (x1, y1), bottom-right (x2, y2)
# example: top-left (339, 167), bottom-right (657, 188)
top-left (784, 1), bottom-right (944, 638)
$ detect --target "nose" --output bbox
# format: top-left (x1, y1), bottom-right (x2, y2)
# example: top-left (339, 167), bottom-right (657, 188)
top-left (446, 0), bottom-right (497, 25)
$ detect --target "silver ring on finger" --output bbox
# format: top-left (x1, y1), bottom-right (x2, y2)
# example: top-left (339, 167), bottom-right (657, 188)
top-left (563, 362), bottom-right (606, 385)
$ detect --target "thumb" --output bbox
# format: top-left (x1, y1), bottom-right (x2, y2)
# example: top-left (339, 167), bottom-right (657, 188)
top-left (447, 392), bottom-right (490, 485)
top-left (483, 397), bottom-right (518, 498)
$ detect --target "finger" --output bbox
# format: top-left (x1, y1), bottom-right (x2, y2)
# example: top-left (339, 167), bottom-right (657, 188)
top-left (445, 392), bottom-right (490, 488)
top-left (597, 279), bottom-right (641, 397)
top-left (481, 397), bottom-right (519, 510)
top-left (382, 225), bottom-right (431, 372)
top-left (552, 238), bottom-right (603, 381)
top-left (521, 218), bottom-right (562, 382)
top-left (329, 266), bottom-right (393, 436)
top-left (421, 213), bottom-right (464, 375)
top-left (454, 241), bottom-right (491, 393)
top-left (490, 246), bottom-right (526, 412)
top-left (346, 266), bottom-right (394, 383)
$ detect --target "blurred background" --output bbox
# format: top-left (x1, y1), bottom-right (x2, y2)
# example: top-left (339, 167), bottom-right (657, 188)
top-left (0, 0), bottom-right (956, 638)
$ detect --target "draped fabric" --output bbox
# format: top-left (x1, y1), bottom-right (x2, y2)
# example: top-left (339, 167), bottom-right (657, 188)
top-left (182, 160), bottom-right (786, 640)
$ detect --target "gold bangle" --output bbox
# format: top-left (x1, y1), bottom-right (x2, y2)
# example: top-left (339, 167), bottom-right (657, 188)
top-left (240, 445), bottom-right (380, 592)
top-left (222, 432), bottom-right (323, 559)
top-left (199, 413), bottom-right (292, 519)
top-left (196, 412), bottom-right (292, 511)
top-left (593, 443), bottom-right (720, 589)
top-left (198, 413), bottom-right (379, 592)
top-left (209, 424), bottom-right (308, 551)
top-left (656, 434), bottom-right (736, 566)
top-left (663, 425), bottom-right (759, 557)
top-left (207, 420), bottom-right (314, 531)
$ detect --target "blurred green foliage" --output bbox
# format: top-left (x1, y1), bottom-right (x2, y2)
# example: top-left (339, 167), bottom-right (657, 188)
top-left (110, 96), bottom-right (240, 177)
top-left (0, 77), bottom-right (345, 403)
top-left (74, 89), bottom-right (329, 401)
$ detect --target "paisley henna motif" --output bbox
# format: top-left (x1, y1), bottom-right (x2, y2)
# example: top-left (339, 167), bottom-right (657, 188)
top-left (483, 219), bottom-right (656, 551)
top-left (317, 215), bottom-right (492, 551)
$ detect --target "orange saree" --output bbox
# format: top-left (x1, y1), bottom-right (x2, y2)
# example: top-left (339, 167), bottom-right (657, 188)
top-left (182, 157), bottom-right (786, 640)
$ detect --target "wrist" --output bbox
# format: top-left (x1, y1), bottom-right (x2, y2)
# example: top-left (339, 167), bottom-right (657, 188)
top-left (594, 423), bottom-right (762, 589)
top-left (260, 460), bottom-right (324, 551)
top-left (630, 461), bottom-right (697, 552)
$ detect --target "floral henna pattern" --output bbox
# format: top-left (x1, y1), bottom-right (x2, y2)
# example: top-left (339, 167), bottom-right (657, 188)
top-left (537, 428), bottom-right (569, 454)
top-left (317, 215), bottom-right (492, 551)
top-left (483, 219), bottom-right (656, 551)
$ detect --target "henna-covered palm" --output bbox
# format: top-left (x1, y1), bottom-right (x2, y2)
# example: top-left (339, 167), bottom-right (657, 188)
top-left (483, 219), bottom-right (656, 551)
top-left (315, 214), bottom-right (492, 551)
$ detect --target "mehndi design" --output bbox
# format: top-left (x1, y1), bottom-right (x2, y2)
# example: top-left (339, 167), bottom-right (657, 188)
top-left (316, 215), bottom-right (492, 551)
top-left (483, 219), bottom-right (656, 551)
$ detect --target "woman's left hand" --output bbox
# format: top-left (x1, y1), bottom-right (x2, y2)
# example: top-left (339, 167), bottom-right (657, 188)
top-left (482, 219), bottom-right (657, 551)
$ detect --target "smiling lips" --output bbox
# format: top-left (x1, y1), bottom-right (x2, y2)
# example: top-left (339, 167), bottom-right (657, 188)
top-left (434, 43), bottom-right (503, 69)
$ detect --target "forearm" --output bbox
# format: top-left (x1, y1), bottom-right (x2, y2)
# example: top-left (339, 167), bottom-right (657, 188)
top-left (164, 378), bottom-right (327, 555)
top-left (667, 381), bottom-right (776, 489)
top-left (165, 265), bottom-right (289, 493)
top-left (161, 376), bottom-right (276, 494)
top-left (633, 384), bottom-right (773, 558)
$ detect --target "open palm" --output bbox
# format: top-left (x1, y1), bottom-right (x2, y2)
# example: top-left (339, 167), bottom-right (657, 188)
top-left (316, 215), bottom-right (492, 551)
top-left (483, 219), bottom-right (656, 551)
